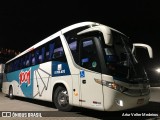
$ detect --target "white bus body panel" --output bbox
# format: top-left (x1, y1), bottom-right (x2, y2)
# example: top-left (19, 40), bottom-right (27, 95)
top-left (33, 62), bottom-right (52, 101)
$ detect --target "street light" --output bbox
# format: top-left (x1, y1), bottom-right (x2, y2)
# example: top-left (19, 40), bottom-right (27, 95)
top-left (156, 68), bottom-right (160, 73)
top-left (156, 68), bottom-right (160, 86)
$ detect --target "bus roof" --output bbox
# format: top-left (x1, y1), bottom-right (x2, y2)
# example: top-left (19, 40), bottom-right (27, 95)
top-left (6, 21), bottom-right (127, 64)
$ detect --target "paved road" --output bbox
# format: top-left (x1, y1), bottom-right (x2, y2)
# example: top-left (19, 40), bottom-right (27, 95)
top-left (0, 87), bottom-right (160, 120)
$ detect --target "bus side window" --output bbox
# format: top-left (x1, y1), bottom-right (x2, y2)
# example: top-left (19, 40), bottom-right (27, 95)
top-left (49, 43), bottom-right (54, 60)
top-left (80, 39), bottom-right (101, 73)
top-left (13, 60), bottom-right (19, 71)
top-left (26, 54), bottom-right (31, 67)
top-left (45, 44), bottom-right (50, 62)
top-left (25, 56), bottom-right (28, 67)
top-left (53, 41), bottom-right (66, 62)
top-left (38, 49), bottom-right (42, 63)
top-left (23, 57), bottom-right (26, 68)
top-left (54, 39), bottom-right (66, 62)
top-left (20, 57), bottom-right (24, 69)
top-left (25, 54), bottom-right (30, 67)
top-left (41, 47), bottom-right (45, 63)
top-left (35, 50), bottom-right (39, 64)
top-left (53, 47), bottom-right (63, 59)
top-left (46, 51), bottom-right (49, 61)
top-left (16, 59), bottom-right (19, 70)
top-left (10, 62), bottom-right (13, 72)
top-left (17, 58), bottom-right (21, 70)
top-left (68, 40), bottom-right (79, 64)
top-left (45, 41), bottom-right (54, 62)
top-left (32, 53), bottom-right (35, 65)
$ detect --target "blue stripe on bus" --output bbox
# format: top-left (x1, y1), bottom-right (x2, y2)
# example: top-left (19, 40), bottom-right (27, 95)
top-left (6, 61), bottom-right (71, 98)
top-left (6, 65), bottom-right (39, 98)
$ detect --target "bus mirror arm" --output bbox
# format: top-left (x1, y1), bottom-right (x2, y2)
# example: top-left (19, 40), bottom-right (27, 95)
top-left (132, 43), bottom-right (153, 58)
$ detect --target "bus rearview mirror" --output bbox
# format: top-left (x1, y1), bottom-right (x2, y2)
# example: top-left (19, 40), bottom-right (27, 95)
top-left (132, 43), bottom-right (153, 58)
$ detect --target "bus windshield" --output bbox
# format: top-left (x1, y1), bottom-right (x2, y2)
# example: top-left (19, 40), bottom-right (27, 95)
top-left (103, 31), bottom-right (148, 83)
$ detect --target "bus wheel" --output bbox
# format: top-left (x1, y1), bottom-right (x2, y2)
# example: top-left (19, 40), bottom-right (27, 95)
top-left (9, 86), bottom-right (14, 99)
top-left (54, 86), bottom-right (72, 112)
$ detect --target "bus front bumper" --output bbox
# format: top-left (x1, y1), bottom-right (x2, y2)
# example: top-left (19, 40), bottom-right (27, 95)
top-left (103, 87), bottom-right (150, 111)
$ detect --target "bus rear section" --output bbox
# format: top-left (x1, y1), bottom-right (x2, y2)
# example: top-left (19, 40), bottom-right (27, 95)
top-left (0, 64), bottom-right (5, 92)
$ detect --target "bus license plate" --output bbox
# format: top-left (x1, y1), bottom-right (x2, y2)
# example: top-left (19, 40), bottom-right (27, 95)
top-left (137, 98), bottom-right (144, 104)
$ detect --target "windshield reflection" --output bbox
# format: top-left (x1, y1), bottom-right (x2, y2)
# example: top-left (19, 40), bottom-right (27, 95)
top-left (103, 31), bottom-right (148, 83)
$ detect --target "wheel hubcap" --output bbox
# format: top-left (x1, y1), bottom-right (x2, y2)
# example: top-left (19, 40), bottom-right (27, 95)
top-left (58, 90), bottom-right (69, 107)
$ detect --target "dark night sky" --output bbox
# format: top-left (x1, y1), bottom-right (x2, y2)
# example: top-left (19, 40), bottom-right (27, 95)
top-left (0, 1), bottom-right (160, 81)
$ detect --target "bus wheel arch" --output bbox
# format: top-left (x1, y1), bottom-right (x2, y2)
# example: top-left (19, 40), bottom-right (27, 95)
top-left (9, 85), bottom-right (14, 99)
top-left (53, 83), bottom-right (73, 112)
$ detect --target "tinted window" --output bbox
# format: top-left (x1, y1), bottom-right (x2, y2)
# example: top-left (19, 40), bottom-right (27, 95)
top-left (80, 39), bottom-right (101, 72)
top-left (5, 36), bottom-right (67, 73)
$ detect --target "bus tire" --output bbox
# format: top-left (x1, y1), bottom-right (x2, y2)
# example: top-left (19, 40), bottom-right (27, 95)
top-left (9, 86), bottom-right (14, 99)
top-left (54, 86), bottom-right (72, 112)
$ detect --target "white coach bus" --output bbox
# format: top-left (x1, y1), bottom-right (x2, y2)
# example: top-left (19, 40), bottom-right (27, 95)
top-left (2, 21), bottom-right (153, 111)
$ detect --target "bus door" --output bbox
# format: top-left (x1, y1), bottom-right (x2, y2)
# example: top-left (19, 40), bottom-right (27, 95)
top-left (79, 37), bottom-right (104, 110)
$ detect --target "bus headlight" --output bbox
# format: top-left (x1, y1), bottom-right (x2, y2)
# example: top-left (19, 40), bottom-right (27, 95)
top-left (94, 79), bottom-right (127, 93)
top-left (102, 80), bottom-right (117, 89)
top-left (115, 99), bottom-right (124, 107)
